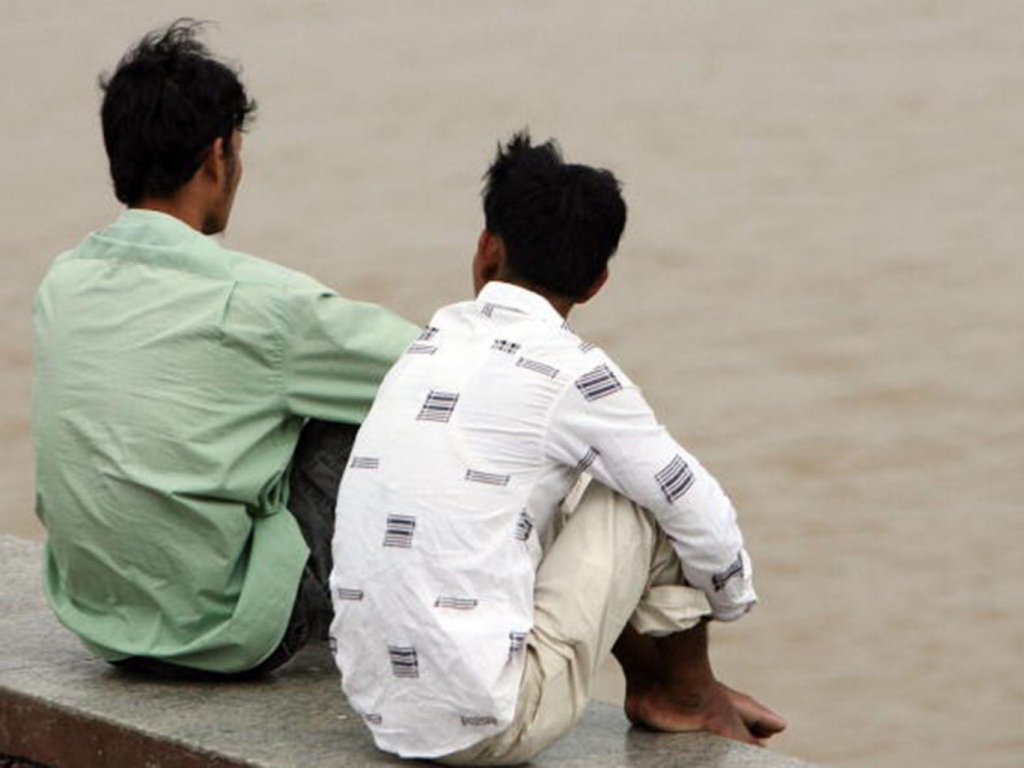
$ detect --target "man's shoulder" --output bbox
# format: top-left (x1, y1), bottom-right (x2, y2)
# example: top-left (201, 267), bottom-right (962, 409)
top-left (515, 328), bottom-right (639, 400)
top-left (514, 320), bottom-right (631, 386)
top-left (216, 245), bottom-right (332, 296)
top-left (428, 301), bottom-right (634, 387)
top-left (41, 213), bottom-right (330, 296)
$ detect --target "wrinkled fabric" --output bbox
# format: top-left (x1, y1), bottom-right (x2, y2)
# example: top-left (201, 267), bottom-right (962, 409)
top-left (33, 209), bottom-right (417, 672)
top-left (330, 281), bottom-right (755, 758)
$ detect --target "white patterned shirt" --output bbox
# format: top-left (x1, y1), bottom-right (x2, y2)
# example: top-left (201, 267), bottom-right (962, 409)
top-left (329, 281), bottom-right (756, 758)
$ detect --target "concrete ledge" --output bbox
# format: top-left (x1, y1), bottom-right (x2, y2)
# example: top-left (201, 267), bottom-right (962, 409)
top-left (0, 535), bottom-right (814, 767)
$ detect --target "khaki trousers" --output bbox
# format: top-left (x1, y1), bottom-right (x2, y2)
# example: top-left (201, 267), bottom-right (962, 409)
top-left (441, 476), bottom-right (711, 766)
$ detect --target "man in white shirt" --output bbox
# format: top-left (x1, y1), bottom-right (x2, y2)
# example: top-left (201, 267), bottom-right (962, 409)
top-left (329, 132), bottom-right (786, 763)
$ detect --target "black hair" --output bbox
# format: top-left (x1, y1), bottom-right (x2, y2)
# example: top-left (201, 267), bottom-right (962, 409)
top-left (99, 19), bottom-right (256, 205)
top-left (482, 131), bottom-right (627, 299)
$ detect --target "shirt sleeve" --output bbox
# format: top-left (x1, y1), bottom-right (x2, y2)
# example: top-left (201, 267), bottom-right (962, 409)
top-left (281, 284), bottom-right (420, 424)
top-left (545, 357), bottom-right (756, 621)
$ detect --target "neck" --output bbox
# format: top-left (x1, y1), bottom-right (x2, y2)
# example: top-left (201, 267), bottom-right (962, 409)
top-left (134, 199), bottom-right (199, 232)
top-left (540, 289), bottom-right (575, 319)
top-left (135, 188), bottom-right (221, 235)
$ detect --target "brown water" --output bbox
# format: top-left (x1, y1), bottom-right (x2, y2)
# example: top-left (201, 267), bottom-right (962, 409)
top-left (3, 3), bottom-right (1023, 766)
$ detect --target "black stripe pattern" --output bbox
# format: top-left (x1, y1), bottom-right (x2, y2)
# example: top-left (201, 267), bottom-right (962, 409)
top-left (461, 715), bottom-right (499, 727)
top-left (418, 326), bottom-right (439, 341)
top-left (388, 645), bottom-right (419, 678)
top-left (492, 339), bottom-right (521, 354)
top-left (349, 456), bottom-right (380, 470)
top-left (575, 364), bottom-right (623, 401)
top-left (575, 447), bottom-right (600, 475)
top-left (383, 514), bottom-right (416, 548)
top-left (465, 469), bottom-right (511, 486)
top-left (655, 455), bottom-right (695, 503)
top-left (434, 596), bottom-right (479, 610)
top-left (406, 343), bottom-right (437, 355)
top-left (514, 510), bottom-right (534, 542)
top-left (516, 357), bottom-right (560, 379)
top-left (336, 587), bottom-right (365, 601)
top-left (363, 713), bottom-right (383, 726)
top-left (481, 303), bottom-right (524, 318)
top-left (508, 631), bottom-right (528, 654)
top-left (417, 390), bottom-right (459, 422)
top-left (712, 552), bottom-right (745, 592)
top-left (578, 341), bottom-right (597, 353)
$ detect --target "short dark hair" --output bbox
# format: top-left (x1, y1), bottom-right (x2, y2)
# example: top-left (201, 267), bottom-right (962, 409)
top-left (482, 131), bottom-right (627, 299)
top-left (99, 19), bottom-right (256, 206)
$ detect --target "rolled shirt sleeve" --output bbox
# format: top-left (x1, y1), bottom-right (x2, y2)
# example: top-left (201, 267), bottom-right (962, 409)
top-left (545, 357), bottom-right (756, 621)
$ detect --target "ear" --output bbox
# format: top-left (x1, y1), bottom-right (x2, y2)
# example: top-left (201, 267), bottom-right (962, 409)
top-left (576, 267), bottom-right (609, 305)
top-left (199, 137), bottom-right (228, 184)
top-left (472, 229), bottom-right (505, 294)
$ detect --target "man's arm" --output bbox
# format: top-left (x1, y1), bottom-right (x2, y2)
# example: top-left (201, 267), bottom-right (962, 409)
top-left (546, 356), bottom-right (756, 621)
top-left (548, 357), bottom-right (784, 743)
top-left (281, 287), bottom-right (419, 423)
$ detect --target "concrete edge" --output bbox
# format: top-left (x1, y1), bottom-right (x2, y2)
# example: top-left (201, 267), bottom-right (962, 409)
top-left (0, 686), bottom-right (255, 768)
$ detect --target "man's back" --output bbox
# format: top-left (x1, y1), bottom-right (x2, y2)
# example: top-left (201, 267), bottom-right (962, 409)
top-left (330, 131), bottom-right (785, 764)
top-left (34, 209), bottom-right (413, 672)
top-left (34, 20), bottom-right (421, 678)
top-left (332, 280), bottom-right (753, 758)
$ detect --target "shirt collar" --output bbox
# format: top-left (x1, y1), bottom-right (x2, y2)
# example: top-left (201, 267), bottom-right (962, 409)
top-left (476, 281), bottom-right (566, 326)
top-left (118, 207), bottom-right (191, 226)
top-left (111, 208), bottom-right (212, 241)
top-left (99, 208), bottom-right (210, 248)
top-left (79, 208), bottom-right (227, 277)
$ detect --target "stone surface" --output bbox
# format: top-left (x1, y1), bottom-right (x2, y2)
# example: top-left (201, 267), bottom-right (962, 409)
top-left (0, 757), bottom-right (47, 768)
top-left (0, 535), bottom-right (813, 767)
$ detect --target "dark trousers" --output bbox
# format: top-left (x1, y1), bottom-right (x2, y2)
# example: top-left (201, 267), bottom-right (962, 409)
top-left (113, 420), bottom-right (357, 680)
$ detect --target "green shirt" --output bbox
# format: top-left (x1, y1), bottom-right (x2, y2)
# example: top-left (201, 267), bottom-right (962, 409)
top-left (32, 209), bottom-right (418, 672)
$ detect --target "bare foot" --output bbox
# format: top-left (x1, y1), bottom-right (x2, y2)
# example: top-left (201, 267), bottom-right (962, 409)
top-left (723, 684), bottom-right (787, 740)
top-left (616, 624), bottom-right (786, 746)
top-left (624, 679), bottom-right (761, 745)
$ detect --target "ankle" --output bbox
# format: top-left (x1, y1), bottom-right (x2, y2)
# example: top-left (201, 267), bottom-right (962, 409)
top-left (612, 624), bottom-right (662, 683)
top-left (652, 622), bottom-right (715, 689)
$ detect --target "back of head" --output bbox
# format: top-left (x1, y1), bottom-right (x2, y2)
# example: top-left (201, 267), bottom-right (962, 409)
top-left (100, 19), bottom-right (256, 206)
top-left (482, 131), bottom-right (627, 300)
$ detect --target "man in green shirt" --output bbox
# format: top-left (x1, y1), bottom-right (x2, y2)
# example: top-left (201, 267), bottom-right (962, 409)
top-left (31, 20), bottom-right (417, 676)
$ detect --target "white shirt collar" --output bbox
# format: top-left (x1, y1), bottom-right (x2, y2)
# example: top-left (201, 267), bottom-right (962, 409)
top-left (476, 281), bottom-right (565, 326)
